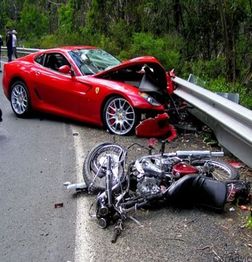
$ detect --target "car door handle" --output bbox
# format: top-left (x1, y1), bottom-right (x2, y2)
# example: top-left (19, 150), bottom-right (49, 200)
top-left (35, 71), bottom-right (41, 75)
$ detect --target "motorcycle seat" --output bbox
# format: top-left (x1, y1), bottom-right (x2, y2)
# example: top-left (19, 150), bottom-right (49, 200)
top-left (167, 175), bottom-right (227, 211)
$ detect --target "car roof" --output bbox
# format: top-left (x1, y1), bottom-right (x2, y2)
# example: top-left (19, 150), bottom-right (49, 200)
top-left (47, 46), bottom-right (97, 52)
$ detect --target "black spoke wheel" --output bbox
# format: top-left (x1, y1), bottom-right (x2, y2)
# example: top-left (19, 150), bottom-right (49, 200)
top-left (192, 159), bottom-right (239, 181)
top-left (83, 143), bottom-right (125, 193)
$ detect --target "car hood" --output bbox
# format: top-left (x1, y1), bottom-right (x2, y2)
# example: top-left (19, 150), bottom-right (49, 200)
top-left (93, 56), bottom-right (169, 104)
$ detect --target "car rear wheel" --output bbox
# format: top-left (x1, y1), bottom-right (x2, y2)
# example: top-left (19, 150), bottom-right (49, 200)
top-left (10, 81), bottom-right (31, 117)
top-left (103, 96), bottom-right (137, 135)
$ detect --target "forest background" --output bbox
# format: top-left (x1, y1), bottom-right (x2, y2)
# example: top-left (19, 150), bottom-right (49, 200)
top-left (0, 0), bottom-right (252, 108)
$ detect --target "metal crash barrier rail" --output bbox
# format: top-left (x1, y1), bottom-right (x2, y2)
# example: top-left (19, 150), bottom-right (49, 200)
top-left (172, 76), bottom-right (252, 168)
top-left (0, 46), bottom-right (40, 56)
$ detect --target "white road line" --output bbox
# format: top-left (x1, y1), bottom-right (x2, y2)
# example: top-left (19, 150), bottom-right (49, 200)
top-left (71, 126), bottom-right (95, 262)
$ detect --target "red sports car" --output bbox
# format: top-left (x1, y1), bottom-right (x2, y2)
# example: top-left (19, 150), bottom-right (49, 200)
top-left (2, 46), bottom-right (174, 135)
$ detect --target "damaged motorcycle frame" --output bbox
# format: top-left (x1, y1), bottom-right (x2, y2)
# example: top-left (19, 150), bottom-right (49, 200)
top-left (66, 141), bottom-right (251, 243)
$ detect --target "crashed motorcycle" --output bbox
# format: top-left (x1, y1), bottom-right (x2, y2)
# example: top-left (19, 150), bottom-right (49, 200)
top-left (65, 141), bottom-right (250, 243)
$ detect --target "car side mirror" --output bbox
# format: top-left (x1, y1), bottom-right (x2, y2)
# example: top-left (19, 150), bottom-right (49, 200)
top-left (58, 65), bottom-right (72, 75)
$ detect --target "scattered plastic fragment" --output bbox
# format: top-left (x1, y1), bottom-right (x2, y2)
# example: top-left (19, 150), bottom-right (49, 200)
top-left (54, 203), bottom-right (64, 208)
top-left (229, 161), bottom-right (244, 169)
top-left (147, 138), bottom-right (158, 148)
top-left (229, 207), bottom-right (235, 212)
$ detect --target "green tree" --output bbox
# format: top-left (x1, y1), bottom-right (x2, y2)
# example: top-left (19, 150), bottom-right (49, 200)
top-left (58, 0), bottom-right (74, 34)
top-left (85, 0), bottom-right (107, 34)
top-left (19, 0), bottom-right (49, 40)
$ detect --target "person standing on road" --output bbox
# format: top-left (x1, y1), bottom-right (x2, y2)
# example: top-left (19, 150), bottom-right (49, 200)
top-left (12, 30), bottom-right (18, 59)
top-left (6, 27), bottom-right (13, 62)
top-left (0, 34), bottom-right (3, 72)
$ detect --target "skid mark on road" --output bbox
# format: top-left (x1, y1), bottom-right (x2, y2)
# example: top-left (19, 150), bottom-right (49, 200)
top-left (71, 126), bottom-right (95, 262)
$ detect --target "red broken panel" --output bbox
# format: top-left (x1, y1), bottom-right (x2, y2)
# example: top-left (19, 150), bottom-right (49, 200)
top-left (135, 113), bottom-right (177, 142)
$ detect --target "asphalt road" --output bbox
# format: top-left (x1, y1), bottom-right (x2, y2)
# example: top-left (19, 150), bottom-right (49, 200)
top-left (0, 67), bottom-right (252, 262)
top-left (0, 72), bottom-right (77, 261)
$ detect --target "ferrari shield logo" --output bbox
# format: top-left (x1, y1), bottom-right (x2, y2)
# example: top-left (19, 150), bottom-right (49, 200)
top-left (95, 87), bottom-right (100, 94)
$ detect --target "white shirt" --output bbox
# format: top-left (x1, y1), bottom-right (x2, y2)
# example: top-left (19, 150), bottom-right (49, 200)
top-left (12, 34), bottom-right (17, 47)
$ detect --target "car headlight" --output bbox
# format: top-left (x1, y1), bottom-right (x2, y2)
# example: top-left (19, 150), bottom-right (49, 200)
top-left (139, 92), bottom-right (161, 106)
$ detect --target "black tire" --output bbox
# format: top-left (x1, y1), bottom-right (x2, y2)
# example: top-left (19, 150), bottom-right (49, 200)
top-left (10, 81), bottom-right (31, 117)
top-left (103, 96), bottom-right (138, 135)
top-left (192, 159), bottom-right (239, 181)
top-left (83, 142), bottom-right (125, 193)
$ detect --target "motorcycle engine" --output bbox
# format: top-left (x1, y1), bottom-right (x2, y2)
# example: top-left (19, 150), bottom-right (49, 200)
top-left (132, 156), bottom-right (177, 196)
top-left (134, 158), bottom-right (162, 178)
top-left (137, 177), bottom-right (161, 196)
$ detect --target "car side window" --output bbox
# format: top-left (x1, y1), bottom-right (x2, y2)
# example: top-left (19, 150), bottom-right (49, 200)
top-left (44, 53), bottom-right (70, 72)
top-left (35, 54), bottom-right (45, 65)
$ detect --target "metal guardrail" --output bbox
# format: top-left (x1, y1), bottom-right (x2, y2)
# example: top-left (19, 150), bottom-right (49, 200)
top-left (173, 76), bottom-right (252, 168)
top-left (0, 46), bottom-right (40, 55)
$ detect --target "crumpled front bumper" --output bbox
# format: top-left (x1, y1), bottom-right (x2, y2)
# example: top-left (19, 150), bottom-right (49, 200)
top-left (135, 113), bottom-right (177, 142)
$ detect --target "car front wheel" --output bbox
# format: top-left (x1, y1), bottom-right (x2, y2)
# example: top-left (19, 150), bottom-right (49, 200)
top-left (10, 81), bottom-right (31, 117)
top-left (103, 96), bottom-right (138, 135)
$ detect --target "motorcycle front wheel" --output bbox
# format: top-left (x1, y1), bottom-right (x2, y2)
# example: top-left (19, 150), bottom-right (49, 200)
top-left (83, 142), bottom-right (125, 193)
top-left (192, 159), bottom-right (239, 181)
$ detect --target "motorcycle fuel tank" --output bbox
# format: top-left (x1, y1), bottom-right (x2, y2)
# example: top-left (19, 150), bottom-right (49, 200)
top-left (172, 162), bottom-right (199, 177)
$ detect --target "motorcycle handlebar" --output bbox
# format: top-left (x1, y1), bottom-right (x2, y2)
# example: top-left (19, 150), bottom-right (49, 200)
top-left (138, 150), bottom-right (224, 160)
top-left (210, 151), bottom-right (224, 157)
top-left (175, 150), bottom-right (224, 158)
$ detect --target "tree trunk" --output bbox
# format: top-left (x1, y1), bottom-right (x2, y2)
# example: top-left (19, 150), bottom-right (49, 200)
top-left (218, 0), bottom-right (236, 82)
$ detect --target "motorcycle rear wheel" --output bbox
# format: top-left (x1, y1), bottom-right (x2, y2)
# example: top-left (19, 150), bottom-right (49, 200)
top-left (83, 142), bottom-right (125, 193)
top-left (192, 159), bottom-right (239, 181)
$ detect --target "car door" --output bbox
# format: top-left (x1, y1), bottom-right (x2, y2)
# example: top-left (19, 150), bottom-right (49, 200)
top-left (32, 52), bottom-right (91, 119)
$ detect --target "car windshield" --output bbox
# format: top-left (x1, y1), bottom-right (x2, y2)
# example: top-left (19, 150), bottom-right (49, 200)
top-left (69, 48), bottom-right (121, 75)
